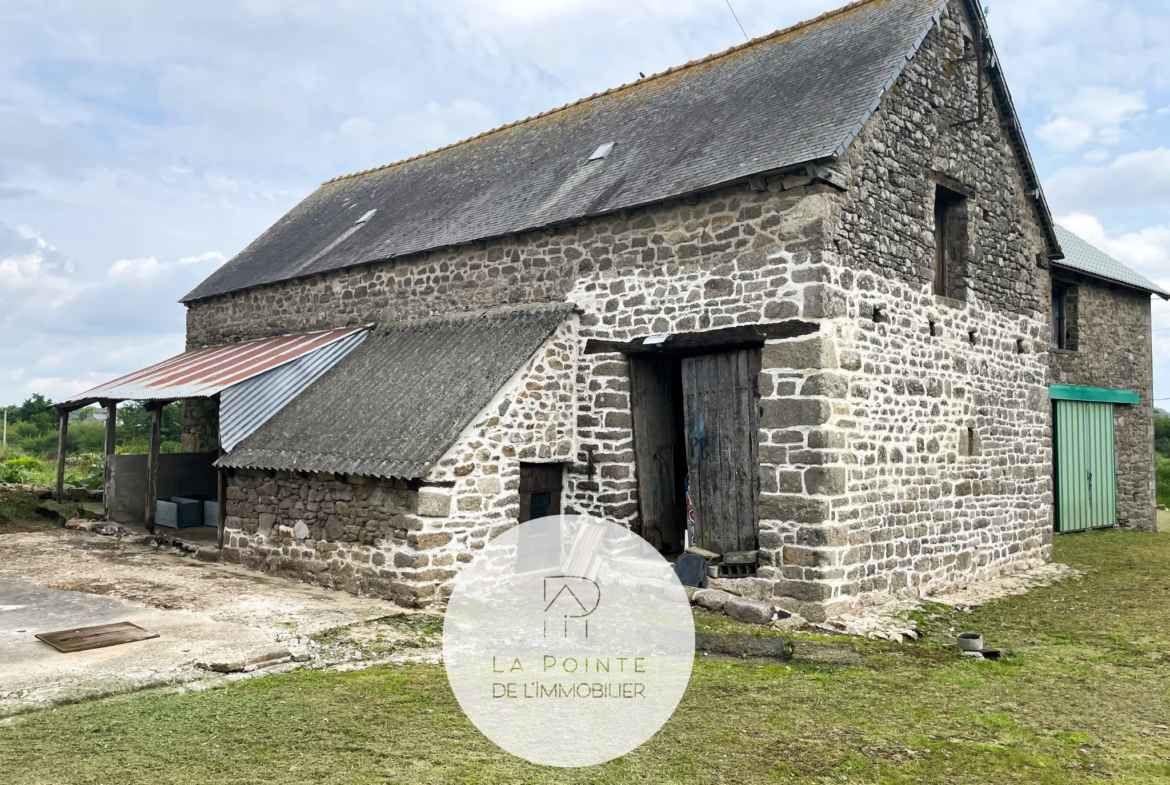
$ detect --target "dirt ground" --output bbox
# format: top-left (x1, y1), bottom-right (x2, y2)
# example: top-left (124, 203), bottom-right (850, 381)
top-left (0, 525), bottom-right (433, 717)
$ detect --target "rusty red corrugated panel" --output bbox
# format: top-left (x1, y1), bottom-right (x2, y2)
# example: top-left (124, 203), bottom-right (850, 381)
top-left (64, 326), bottom-right (369, 404)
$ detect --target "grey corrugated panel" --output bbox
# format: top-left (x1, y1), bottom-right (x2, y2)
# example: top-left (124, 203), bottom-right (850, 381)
top-left (183, 0), bottom-right (944, 302)
top-left (217, 303), bottom-right (574, 479)
top-left (219, 329), bottom-right (369, 452)
top-left (1052, 225), bottom-right (1169, 298)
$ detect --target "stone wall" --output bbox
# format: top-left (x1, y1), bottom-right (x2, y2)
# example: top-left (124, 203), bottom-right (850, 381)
top-left (181, 397), bottom-right (219, 454)
top-left (1050, 273), bottom-right (1156, 530)
top-left (738, 1), bottom-right (1055, 619)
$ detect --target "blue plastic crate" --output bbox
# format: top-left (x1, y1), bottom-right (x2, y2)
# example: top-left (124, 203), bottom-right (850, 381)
top-left (156, 496), bottom-right (203, 529)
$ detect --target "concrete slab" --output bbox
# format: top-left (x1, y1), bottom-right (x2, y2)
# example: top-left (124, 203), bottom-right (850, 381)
top-left (0, 528), bottom-right (411, 716)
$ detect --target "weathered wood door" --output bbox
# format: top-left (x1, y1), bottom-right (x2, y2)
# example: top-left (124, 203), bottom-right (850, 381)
top-left (1055, 400), bottom-right (1118, 531)
top-left (681, 349), bottom-right (760, 554)
top-left (630, 356), bottom-right (685, 551)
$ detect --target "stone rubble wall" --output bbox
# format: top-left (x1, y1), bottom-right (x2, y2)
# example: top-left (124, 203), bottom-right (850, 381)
top-left (180, 397), bottom-right (220, 454)
top-left (219, 324), bottom-right (577, 605)
top-left (1050, 277), bottom-right (1156, 530)
top-left (742, 1), bottom-right (1056, 621)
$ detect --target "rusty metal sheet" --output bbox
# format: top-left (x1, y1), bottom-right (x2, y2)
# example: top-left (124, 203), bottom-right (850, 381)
top-left (62, 326), bottom-right (369, 406)
top-left (35, 622), bottom-right (159, 653)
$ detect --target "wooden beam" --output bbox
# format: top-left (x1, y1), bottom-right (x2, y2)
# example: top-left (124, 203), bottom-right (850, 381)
top-left (55, 410), bottom-right (68, 503)
top-left (144, 403), bottom-right (163, 534)
top-left (583, 320), bottom-right (820, 356)
top-left (103, 401), bottom-right (116, 518)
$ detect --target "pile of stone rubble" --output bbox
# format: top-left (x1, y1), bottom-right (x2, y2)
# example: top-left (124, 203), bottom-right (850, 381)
top-left (687, 562), bottom-right (1083, 641)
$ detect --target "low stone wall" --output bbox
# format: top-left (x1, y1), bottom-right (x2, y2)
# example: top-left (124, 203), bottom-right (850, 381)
top-left (221, 469), bottom-right (463, 606)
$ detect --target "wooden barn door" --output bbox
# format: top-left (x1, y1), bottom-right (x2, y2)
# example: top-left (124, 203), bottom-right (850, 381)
top-left (681, 348), bottom-right (761, 554)
top-left (630, 356), bottom-right (685, 551)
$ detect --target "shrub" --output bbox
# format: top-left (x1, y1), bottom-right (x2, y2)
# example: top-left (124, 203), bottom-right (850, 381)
top-left (1157, 454), bottom-right (1170, 507)
top-left (0, 489), bottom-right (41, 523)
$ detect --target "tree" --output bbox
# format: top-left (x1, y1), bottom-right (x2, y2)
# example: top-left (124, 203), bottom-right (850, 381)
top-left (1155, 411), bottom-right (1170, 460)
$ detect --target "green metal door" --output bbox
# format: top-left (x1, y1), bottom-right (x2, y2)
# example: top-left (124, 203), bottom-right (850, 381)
top-left (1054, 400), bottom-right (1118, 531)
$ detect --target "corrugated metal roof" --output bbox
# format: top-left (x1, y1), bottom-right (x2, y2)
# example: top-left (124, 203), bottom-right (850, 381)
top-left (219, 329), bottom-right (368, 452)
top-left (63, 326), bottom-right (370, 406)
top-left (1053, 225), bottom-right (1170, 299)
top-left (218, 303), bottom-right (574, 479)
top-left (182, 0), bottom-right (952, 302)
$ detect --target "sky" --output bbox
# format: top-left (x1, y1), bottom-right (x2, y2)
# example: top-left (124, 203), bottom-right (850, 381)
top-left (1, 0), bottom-right (1169, 408)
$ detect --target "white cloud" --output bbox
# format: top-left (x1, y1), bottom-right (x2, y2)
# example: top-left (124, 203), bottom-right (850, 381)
top-left (108, 255), bottom-right (162, 280)
top-left (1038, 88), bottom-right (1147, 153)
top-left (1058, 212), bottom-right (1170, 275)
top-left (1047, 147), bottom-right (1170, 214)
top-left (0, 222), bottom-right (223, 404)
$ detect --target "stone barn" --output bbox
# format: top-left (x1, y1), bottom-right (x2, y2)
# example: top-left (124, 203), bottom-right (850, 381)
top-left (63, 0), bottom-right (1164, 621)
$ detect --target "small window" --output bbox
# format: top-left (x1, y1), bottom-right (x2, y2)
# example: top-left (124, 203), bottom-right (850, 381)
top-left (1052, 282), bottom-right (1077, 350)
top-left (519, 463), bottom-right (563, 522)
top-left (517, 464), bottom-right (564, 573)
top-left (933, 185), bottom-right (967, 298)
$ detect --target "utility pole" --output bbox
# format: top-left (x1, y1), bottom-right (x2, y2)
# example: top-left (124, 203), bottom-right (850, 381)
top-left (3, 408), bottom-right (6, 448)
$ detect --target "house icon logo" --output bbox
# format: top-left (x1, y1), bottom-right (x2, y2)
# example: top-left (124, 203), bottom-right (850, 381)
top-left (543, 576), bottom-right (600, 638)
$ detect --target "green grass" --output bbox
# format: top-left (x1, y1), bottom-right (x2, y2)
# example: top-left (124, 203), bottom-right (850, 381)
top-left (2, 530), bottom-right (1169, 784)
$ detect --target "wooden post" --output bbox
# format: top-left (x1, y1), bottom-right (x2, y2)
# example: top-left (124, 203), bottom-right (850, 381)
top-left (217, 463), bottom-right (227, 549)
top-left (144, 403), bottom-right (163, 533)
top-left (55, 409), bottom-right (69, 502)
top-left (103, 401), bottom-right (117, 518)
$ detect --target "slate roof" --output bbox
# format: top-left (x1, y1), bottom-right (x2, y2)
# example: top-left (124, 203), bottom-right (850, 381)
top-left (217, 304), bottom-right (574, 479)
top-left (1053, 225), bottom-right (1170, 299)
top-left (184, 0), bottom-right (958, 303)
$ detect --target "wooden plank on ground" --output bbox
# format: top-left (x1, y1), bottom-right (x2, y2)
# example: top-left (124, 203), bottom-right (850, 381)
top-left (35, 622), bottom-right (159, 653)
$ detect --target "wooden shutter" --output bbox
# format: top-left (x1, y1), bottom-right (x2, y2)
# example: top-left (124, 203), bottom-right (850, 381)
top-left (680, 348), bottom-right (761, 553)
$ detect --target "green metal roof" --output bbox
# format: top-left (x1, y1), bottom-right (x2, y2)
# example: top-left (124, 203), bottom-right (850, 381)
top-left (1053, 225), bottom-right (1170, 299)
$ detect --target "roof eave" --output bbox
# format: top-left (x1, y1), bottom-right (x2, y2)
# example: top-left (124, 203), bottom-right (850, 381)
top-left (1050, 261), bottom-right (1170, 300)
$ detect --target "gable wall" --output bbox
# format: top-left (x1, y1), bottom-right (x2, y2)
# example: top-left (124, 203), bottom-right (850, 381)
top-left (751, 0), bottom-right (1055, 616)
